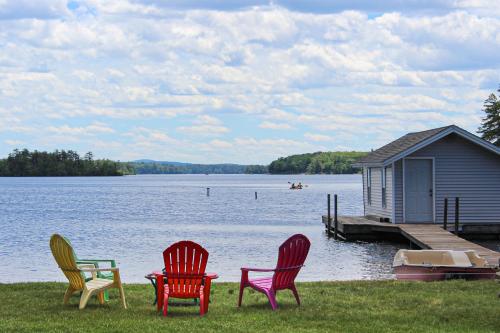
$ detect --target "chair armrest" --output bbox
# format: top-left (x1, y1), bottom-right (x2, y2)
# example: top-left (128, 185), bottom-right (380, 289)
top-left (77, 264), bottom-right (97, 269)
top-left (77, 259), bottom-right (116, 263)
top-left (241, 267), bottom-right (276, 272)
top-left (80, 267), bottom-right (119, 272)
top-left (77, 259), bottom-right (116, 267)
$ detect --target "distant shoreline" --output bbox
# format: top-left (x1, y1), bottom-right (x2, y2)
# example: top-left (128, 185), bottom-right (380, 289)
top-left (0, 173), bottom-right (362, 177)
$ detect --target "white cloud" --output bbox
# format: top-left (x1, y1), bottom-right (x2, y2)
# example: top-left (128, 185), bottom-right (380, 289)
top-left (4, 139), bottom-right (24, 145)
top-left (259, 121), bottom-right (293, 130)
top-left (0, 0), bottom-right (69, 20)
top-left (47, 122), bottom-right (115, 136)
top-left (177, 115), bottom-right (229, 136)
top-left (0, 3), bottom-right (498, 161)
top-left (304, 133), bottom-right (333, 142)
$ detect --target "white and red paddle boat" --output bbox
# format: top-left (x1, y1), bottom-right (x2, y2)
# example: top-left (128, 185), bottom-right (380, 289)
top-left (393, 249), bottom-right (498, 281)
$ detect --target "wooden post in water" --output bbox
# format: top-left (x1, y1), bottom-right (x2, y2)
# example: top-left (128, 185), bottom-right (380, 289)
top-left (255, 191), bottom-right (258, 200)
top-left (327, 194), bottom-right (331, 236)
top-left (206, 187), bottom-right (210, 197)
top-left (334, 194), bottom-right (338, 240)
top-left (454, 197), bottom-right (459, 234)
top-left (443, 198), bottom-right (448, 230)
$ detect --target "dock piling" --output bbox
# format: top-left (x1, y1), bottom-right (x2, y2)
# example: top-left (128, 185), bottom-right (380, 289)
top-left (334, 194), bottom-right (338, 240)
top-left (443, 198), bottom-right (448, 230)
top-left (455, 197), bottom-right (460, 234)
top-left (255, 191), bottom-right (258, 200)
top-left (327, 194), bottom-right (331, 236)
top-left (206, 187), bottom-right (210, 197)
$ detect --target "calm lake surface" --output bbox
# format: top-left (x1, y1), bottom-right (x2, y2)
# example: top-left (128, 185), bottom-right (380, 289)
top-left (0, 174), bottom-right (405, 283)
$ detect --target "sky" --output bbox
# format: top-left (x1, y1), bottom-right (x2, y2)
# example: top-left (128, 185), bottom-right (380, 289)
top-left (0, 1), bottom-right (499, 164)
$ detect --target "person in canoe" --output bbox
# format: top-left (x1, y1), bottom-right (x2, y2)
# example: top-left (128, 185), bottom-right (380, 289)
top-left (297, 182), bottom-right (303, 189)
top-left (290, 182), bottom-right (296, 189)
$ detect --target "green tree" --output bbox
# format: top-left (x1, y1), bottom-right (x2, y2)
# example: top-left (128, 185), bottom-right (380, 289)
top-left (478, 87), bottom-right (500, 147)
top-left (268, 151), bottom-right (368, 175)
top-left (0, 149), bottom-right (124, 177)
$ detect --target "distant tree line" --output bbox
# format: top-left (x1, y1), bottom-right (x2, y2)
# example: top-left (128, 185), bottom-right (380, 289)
top-left (268, 151), bottom-right (368, 174)
top-left (1, 149), bottom-right (369, 176)
top-left (0, 149), bottom-right (133, 176)
top-left (130, 162), bottom-right (268, 174)
top-left (243, 165), bottom-right (268, 174)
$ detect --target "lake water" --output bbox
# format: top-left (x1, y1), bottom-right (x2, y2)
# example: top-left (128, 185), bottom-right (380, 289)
top-left (0, 174), bottom-right (404, 283)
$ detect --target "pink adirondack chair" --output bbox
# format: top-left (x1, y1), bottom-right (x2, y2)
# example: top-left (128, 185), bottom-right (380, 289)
top-left (238, 234), bottom-right (311, 310)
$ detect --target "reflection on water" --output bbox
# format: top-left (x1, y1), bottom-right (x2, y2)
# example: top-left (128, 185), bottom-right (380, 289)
top-left (0, 174), bottom-right (405, 282)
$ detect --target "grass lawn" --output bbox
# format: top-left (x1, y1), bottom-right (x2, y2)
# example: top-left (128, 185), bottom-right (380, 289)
top-left (1, 280), bottom-right (499, 333)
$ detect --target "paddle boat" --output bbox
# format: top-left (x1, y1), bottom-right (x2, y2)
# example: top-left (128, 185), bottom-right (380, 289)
top-left (393, 249), bottom-right (497, 281)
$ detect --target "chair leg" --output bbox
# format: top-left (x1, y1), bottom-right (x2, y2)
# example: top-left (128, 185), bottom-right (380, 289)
top-left (199, 287), bottom-right (205, 316)
top-left (238, 284), bottom-right (246, 307)
top-left (118, 285), bottom-right (127, 309)
top-left (265, 290), bottom-right (278, 310)
top-left (79, 289), bottom-right (93, 310)
top-left (103, 290), bottom-right (109, 302)
top-left (238, 271), bottom-right (248, 307)
top-left (291, 285), bottom-right (301, 305)
top-left (97, 291), bottom-right (105, 305)
top-left (63, 286), bottom-right (75, 305)
top-left (162, 292), bottom-right (169, 316)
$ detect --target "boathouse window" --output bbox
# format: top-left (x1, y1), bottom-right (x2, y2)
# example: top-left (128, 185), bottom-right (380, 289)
top-left (382, 167), bottom-right (387, 208)
top-left (367, 168), bottom-right (372, 205)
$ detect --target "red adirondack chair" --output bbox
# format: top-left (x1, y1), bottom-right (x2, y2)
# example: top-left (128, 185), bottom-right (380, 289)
top-left (156, 241), bottom-right (211, 316)
top-left (238, 234), bottom-right (311, 310)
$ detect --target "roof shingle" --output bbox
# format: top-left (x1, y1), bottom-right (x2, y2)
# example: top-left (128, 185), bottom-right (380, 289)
top-left (354, 125), bottom-right (453, 165)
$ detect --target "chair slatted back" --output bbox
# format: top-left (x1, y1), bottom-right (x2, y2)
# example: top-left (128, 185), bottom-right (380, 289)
top-left (273, 234), bottom-right (310, 289)
top-left (163, 241), bottom-right (208, 297)
top-left (50, 234), bottom-right (85, 290)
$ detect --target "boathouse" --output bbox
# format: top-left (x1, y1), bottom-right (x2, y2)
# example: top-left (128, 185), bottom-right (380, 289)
top-left (352, 125), bottom-right (500, 225)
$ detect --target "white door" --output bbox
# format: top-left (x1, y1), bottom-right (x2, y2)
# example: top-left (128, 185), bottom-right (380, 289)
top-left (404, 159), bottom-right (433, 223)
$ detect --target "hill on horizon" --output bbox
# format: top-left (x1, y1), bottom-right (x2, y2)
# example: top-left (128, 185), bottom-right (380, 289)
top-left (132, 159), bottom-right (246, 167)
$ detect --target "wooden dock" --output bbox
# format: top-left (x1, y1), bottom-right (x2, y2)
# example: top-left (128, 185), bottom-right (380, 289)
top-left (322, 216), bottom-right (500, 266)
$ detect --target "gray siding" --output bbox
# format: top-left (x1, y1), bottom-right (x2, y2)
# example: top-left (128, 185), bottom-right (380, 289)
top-left (407, 134), bottom-right (500, 224)
top-left (364, 166), bottom-right (393, 219)
top-left (394, 160), bottom-right (404, 223)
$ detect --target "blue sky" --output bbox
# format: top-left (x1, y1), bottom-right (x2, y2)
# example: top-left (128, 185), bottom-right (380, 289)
top-left (0, 1), bottom-right (499, 164)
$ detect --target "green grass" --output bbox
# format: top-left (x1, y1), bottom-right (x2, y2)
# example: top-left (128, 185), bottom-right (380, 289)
top-left (1, 281), bottom-right (499, 333)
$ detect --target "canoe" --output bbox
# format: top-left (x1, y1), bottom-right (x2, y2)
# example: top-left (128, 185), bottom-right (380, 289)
top-left (393, 249), bottom-right (497, 281)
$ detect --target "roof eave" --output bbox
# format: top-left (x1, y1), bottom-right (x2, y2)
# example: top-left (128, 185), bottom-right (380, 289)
top-left (383, 125), bottom-right (500, 165)
top-left (352, 162), bottom-right (384, 168)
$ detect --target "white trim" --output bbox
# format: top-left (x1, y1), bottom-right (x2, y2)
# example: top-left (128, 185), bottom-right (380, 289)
top-left (381, 166), bottom-right (386, 208)
top-left (402, 157), bottom-right (435, 223)
top-left (391, 162), bottom-right (396, 224)
top-left (384, 126), bottom-right (500, 165)
top-left (402, 159), bottom-right (405, 222)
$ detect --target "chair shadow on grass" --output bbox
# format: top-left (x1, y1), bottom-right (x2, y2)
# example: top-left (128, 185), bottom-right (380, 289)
top-left (238, 291), bottom-right (304, 311)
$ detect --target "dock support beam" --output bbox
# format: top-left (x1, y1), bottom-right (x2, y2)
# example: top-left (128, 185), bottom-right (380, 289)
top-left (334, 194), bottom-right (338, 240)
top-left (443, 198), bottom-right (448, 230)
top-left (327, 194), bottom-right (331, 236)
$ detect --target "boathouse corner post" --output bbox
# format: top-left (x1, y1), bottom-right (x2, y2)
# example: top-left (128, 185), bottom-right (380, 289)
top-left (443, 198), bottom-right (448, 230)
top-left (334, 194), bottom-right (338, 240)
top-left (327, 194), bottom-right (331, 236)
